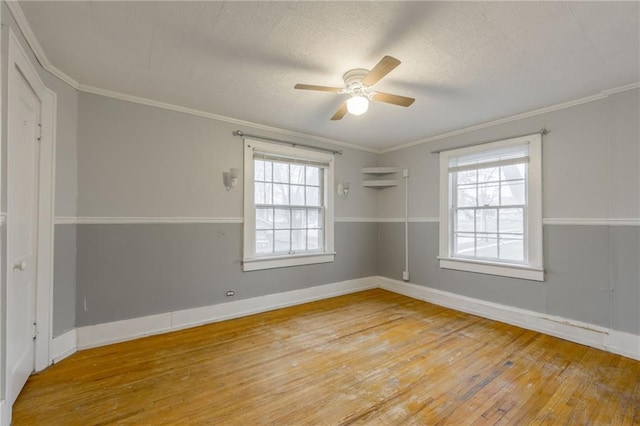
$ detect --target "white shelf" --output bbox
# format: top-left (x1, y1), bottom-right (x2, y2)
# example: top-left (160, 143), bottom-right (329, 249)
top-left (362, 167), bottom-right (400, 175)
top-left (362, 180), bottom-right (400, 188)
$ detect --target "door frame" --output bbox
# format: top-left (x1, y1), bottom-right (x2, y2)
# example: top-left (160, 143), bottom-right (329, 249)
top-left (5, 29), bottom-right (56, 382)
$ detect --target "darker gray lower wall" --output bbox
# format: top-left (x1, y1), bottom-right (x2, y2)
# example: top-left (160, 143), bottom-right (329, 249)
top-left (53, 224), bottom-right (76, 337)
top-left (76, 222), bottom-right (378, 326)
top-left (379, 222), bottom-right (640, 335)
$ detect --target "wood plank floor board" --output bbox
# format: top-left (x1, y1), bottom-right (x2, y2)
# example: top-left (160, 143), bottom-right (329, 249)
top-left (13, 289), bottom-right (640, 425)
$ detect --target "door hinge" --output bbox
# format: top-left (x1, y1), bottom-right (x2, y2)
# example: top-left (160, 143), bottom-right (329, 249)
top-left (33, 322), bottom-right (37, 340)
top-left (37, 123), bottom-right (42, 141)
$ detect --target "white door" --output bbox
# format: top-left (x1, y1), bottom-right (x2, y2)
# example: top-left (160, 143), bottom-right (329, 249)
top-left (7, 67), bottom-right (41, 406)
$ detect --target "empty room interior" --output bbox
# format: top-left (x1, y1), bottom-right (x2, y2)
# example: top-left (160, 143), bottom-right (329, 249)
top-left (1, 1), bottom-right (639, 424)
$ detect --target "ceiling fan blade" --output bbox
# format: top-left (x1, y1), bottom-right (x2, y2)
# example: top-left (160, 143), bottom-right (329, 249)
top-left (362, 56), bottom-right (401, 86)
top-left (294, 84), bottom-right (343, 93)
top-left (372, 92), bottom-right (415, 107)
top-left (331, 103), bottom-right (348, 120)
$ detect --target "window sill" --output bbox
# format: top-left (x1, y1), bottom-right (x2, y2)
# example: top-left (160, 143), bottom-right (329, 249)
top-left (438, 257), bottom-right (544, 281)
top-left (243, 252), bottom-right (335, 272)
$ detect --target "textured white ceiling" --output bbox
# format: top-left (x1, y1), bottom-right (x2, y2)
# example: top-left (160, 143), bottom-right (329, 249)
top-left (19, 1), bottom-right (640, 150)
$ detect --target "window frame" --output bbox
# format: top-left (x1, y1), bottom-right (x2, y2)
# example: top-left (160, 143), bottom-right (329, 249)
top-left (243, 139), bottom-right (335, 271)
top-left (438, 134), bottom-right (544, 281)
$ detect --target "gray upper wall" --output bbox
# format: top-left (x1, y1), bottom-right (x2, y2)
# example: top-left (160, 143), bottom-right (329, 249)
top-left (77, 92), bottom-right (379, 219)
top-left (378, 89), bottom-right (640, 220)
top-left (376, 87), bottom-right (640, 336)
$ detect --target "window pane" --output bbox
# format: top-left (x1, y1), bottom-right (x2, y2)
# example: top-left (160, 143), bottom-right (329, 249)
top-left (454, 233), bottom-right (475, 257)
top-left (306, 167), bottom-right (319, 186)
top-left (273, 183), bottom-right (289, 205)
top-left (254, 182), bottom-right (265, 204)
top-left (457, 184), bottom-right (476, 207)
top-left (501, 180), bottom-right (525, 205)
top-left (478, 167), bottom-right (499, 183)
top-left (264, 183), bottom-right (273, 204)
top-left (455, 209), bottom-right (475, 232)
top-left (290, 185), bottom-right (305, 205)
top-left (476, 234), bottom-right (498, 259)
top-left (476, 209), bottom-right (497, 233)
top-left (292, 230), bottom-right (306, 251)
top-left (254, 160), bottom-right (265, 181)
top-left (501, 164), bottom-right (525, 181)
top-left (274, 230), bottom-right (290, 252)
top-left (499, 208), bottom-right (523, 234)
top-left (274, 208), bottom-right (291, 229)
top-left (255, 230), bottom-right (273, 254)
top-left (256, 208), bottom-right (273, 230)
top-left (307, 229), bottom-right (320, 250)
top-left (264, 161), bottom-right (273, 182)
top-left (290, 165), bottom-right (305, 185)
top-left (292, 209), bottom-right (306, 229)
top-left (273, 162), bottom-right (289, 183)
top-left (306, 186), bottom-right (320, 206)
top-left (457, 170), bottom-right (476, 185)
top-left (307, 209), bottom-right (320, 228)
top-left (478, 183), bottom-right (499, 206)
top-left (500, 235), bottom-right (524, 262)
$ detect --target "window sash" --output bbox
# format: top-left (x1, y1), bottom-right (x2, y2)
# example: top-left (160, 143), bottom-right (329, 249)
top-left (451, 205), bottom-right (527, 264)
top-left (243, 139), bottom-right (335, 272)
top-left (251, 151), bottom-right (327, 258)
top-left (449, 151), bottom-right (529, 264)
top-left (255, 206), bottom-right (324, 255)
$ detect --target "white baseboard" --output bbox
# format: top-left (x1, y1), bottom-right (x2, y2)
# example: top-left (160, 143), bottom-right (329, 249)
top-left (77, 312), bottom-right (172, 350)
top-left (59, 275), bottom-right (640, 363)
top-left (77, 277), bottom-right (377, 350)
top-left (51, 329), bottom-right (77, 363)
top-left (377, 276), bottom-right (640, 361)
top-left (607, 330), bottom-right (640, 361)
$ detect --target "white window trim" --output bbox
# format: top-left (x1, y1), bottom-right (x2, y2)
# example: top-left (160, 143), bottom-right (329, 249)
top-left (243, 139), bottom-right (335, 271)
top-left (438, 134), bottom-right (544, 281)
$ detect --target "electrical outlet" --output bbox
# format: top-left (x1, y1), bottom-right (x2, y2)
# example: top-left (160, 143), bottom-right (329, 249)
top-left (226, 290), bottom-right (235, 297)
top-left (402, 271), bottom-right (410, 281)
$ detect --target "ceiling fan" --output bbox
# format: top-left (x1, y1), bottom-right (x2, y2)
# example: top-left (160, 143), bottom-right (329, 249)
top-left (294, 55), bottom-right (415, 120)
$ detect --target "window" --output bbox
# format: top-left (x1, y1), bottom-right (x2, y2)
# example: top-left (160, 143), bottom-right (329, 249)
top-left (439, 134), bottom-right (543, 281)
top-left (243, 139), bottom-right (335, 271)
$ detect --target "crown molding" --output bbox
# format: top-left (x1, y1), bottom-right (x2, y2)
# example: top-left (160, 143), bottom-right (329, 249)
top-left (8, 0), bottom-right (639, 155)
top-left (6, 0), bottom-right (373, 154)
top-left (78, 85), bottom-right (378, 154)
top-left (379, 82), bottom-right (640, 154)
top-left (5, 0), bottom-right (80, 89)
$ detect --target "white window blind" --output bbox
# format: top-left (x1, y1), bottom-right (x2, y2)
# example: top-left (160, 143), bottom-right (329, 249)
top-left (448, 143), bottom-right (529, 173)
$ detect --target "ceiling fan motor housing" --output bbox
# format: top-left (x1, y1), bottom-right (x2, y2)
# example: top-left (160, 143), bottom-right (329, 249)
top-left (343, 68), bottom-right (371, 97)
top-left (343, 68), bottom-right (369, 86)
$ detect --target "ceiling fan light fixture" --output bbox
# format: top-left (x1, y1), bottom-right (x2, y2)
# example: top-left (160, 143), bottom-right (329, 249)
top-left (346, 95), bottom-right (369, 116)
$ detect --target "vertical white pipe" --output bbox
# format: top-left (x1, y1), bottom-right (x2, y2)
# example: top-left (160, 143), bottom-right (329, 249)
top-left (404, 169), bottom-right (409, 280)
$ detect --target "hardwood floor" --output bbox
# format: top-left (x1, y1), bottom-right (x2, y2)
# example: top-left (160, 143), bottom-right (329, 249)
top-left (13, 289), bottom-right (640, 425)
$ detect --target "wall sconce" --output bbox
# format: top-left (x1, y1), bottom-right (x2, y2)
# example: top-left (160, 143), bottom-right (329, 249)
top-left (337, 182), bottom-right (350, 199)
top-left (223, 168), bottom-right (240, 191)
